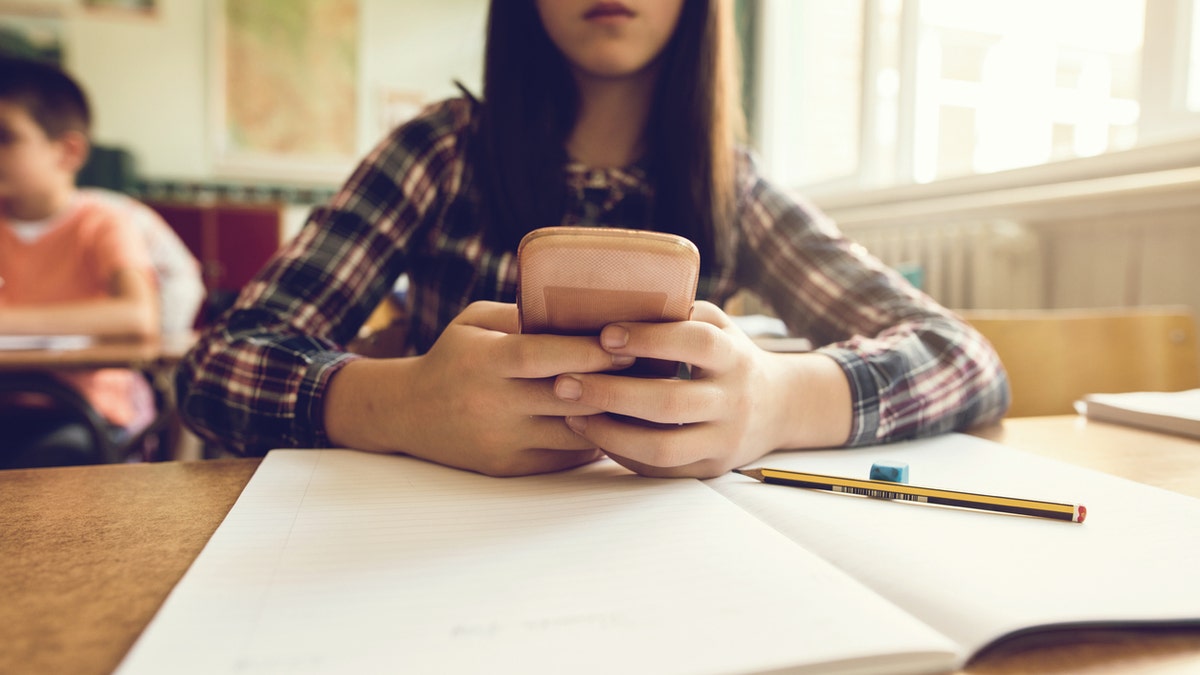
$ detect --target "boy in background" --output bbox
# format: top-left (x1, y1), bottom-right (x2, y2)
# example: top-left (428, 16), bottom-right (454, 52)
top-left (86, 187), bottom-right (205, 336)
top-left (0, 56), bottom-right (159, 468)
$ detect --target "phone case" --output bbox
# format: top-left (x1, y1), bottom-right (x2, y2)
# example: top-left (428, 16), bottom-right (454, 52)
top-left (517, 227), bottom-right (700, 336)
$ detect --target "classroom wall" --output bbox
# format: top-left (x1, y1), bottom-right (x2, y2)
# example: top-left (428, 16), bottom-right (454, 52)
top-left (66, 1), bottom-right (208, 180)
top-left (48, 0), bottom-right (487, 183)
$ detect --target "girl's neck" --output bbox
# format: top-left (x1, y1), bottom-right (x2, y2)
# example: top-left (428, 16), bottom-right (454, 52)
top-left (566, 66), bottom-right (658, 170)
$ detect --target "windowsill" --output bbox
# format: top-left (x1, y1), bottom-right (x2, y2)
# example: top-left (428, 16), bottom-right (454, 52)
top-left (816, 166), bottom-right (1200, 229)
top-left (803, 135), bottom-right (1200, 213)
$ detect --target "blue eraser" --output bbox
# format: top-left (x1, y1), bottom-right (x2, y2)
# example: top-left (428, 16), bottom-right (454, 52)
top-left (869, 461), bottom-right (909, 484)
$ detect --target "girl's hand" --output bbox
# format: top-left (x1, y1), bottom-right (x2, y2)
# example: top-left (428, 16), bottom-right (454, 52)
top-left (552, 301), bottom-right (851, 478)
top-left (326, 301), bottom-right (631, 477)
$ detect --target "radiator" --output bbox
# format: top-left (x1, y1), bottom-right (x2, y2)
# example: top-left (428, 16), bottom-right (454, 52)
top-left (843, 220), bottom-right (1044, 310)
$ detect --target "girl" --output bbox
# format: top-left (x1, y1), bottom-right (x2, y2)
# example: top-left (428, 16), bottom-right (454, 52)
top-left (177, 0), bottom-right (1009, 478)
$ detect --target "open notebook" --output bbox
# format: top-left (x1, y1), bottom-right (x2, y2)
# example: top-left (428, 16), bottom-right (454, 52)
top-left (117, 434), bottom-right (1200, 675)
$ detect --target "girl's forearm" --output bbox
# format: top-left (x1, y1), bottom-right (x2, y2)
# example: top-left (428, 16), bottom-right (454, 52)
top-left (324, 357), bottom-right (424, 454)
top-left (765, 351), bottom-right (853, 450)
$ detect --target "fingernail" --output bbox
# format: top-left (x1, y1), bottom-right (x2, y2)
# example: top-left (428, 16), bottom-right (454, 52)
top-left (565, 415), bottom-right (587, 433)
top-left (601, 325), bottom-right (629, 350)
top-left (555, 376), bottom-right (582, 401)
top-left (611, 354), bottom-right (636, 367)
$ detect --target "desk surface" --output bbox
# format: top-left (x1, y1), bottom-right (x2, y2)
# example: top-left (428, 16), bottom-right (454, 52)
top-left (1, 416), bottom-right (1198, 675)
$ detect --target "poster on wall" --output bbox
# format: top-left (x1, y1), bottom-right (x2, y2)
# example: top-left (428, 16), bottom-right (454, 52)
top-left (210, 0), bottom-right (359, 185)
top-left (0, 4), bottom-right (64, 63)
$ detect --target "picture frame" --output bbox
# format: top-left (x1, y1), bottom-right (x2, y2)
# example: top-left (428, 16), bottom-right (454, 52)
top-left (207, 0), bottom-right (360, 184)
top-left (0, 3), bottom-right (65, 63)
top-left (81, 0), bottom-right (157, 19)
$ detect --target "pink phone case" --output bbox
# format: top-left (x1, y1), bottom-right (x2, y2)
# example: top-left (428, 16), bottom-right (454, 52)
top-left (517, 227), bottom-right (700, 335)
top-left (518, 227), bottom-right (700, 379)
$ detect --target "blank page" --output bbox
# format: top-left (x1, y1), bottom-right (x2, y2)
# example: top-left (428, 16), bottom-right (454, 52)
top-left (118, 450), bottom-right (956, 675)
top-left (709, 433), bottom-right (1200, 660)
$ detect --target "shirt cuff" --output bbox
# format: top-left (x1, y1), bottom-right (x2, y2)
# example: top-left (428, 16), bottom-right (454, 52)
top-left (296, 351), bottom-right (364, 448)
top-left (816, 346), bottom-right (881, 447)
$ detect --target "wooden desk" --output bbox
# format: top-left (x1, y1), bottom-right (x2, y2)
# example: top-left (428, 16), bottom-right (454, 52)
top-left (971, 414), bottom-right (1200, 500)
top-left (0, 333), bottom-right (194, 372)
top-left (1, 417), bottom-right (1197, 675)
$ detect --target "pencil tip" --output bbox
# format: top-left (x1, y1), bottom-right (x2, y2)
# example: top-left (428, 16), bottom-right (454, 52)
top-left (735, 468), bottom-right (766, 482)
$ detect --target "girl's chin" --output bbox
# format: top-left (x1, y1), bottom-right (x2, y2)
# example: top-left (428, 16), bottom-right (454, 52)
top-left (571, 55), bottom-right (657, 81)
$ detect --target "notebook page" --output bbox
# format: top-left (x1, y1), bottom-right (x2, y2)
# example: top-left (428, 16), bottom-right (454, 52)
top-left (709, 433), bottom-right (1200, 662)
top-left (118, 450), bottom-right (956, 675)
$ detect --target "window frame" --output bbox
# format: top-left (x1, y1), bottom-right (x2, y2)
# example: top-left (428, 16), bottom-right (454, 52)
top-left (749, 0), bottom-right (1200, 204)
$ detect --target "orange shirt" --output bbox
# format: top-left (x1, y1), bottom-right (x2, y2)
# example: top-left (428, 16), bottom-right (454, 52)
top-left (0, 193), bottom-right (155, 427)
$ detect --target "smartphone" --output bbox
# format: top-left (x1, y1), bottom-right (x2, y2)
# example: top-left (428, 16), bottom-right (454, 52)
top-left (517, 226), bottom-right (700, 377)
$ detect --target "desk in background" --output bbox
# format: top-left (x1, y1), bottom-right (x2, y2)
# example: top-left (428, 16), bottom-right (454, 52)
top-left (0, 333), bottom-right (193, 373)
top-left (1, 416), bottom-right (1198, 675)
top-left (0, 334), bottom-right (196, 463)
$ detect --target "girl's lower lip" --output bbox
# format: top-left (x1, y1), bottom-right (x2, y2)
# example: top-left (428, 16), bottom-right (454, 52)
top-left (585, 6), bottom-right (635, 21)
top-left (587, 13), bottom-right (632, 23)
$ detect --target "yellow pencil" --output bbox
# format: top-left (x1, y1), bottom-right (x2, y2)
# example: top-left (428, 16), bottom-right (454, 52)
top-left (733, 467), bottom-right (1086, 523)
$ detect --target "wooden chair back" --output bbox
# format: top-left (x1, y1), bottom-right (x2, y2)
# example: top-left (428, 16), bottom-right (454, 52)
top-left (959, 307), bottom-right (1200, 417)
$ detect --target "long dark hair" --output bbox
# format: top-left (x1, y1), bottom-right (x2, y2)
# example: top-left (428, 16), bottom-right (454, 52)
top-left (477, 0), bottom-right (744, 274)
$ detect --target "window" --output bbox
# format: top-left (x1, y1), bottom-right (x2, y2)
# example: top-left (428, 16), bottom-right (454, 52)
top-left (751, 0), bottom-right (1200, 194)
top-left (1192, 3), bottom-right (1200, 110)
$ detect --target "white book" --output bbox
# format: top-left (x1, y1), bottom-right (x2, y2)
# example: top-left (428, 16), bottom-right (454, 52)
top-left (1077, 389), bottom-right (1200, 440)
top-left (117, 434), bottom-right (1200, 675)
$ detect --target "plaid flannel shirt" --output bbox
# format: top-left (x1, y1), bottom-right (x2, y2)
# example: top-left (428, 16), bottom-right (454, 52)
top-left (176, 97), bottom-right (1009, 456)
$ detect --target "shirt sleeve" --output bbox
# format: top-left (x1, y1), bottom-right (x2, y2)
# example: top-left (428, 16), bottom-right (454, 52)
top-left (90, 206), bottom-right (155, 289)
top-left (87, 188), bottom-right (207, 334)
top-left (734, 161), bottom-right (1011, 445)
top-left (175, 100), bottom-right (472, 456)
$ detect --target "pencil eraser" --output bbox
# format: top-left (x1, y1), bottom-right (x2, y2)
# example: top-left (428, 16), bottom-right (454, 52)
top-left (869, 461), bottom-right (909, 484)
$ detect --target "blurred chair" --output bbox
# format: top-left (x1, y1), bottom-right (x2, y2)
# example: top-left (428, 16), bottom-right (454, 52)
top-left (0, 374), bottom-right (119, 466)
top-left (959, 306), bottom-right (1200, 417)
top-left (0, 370), bottom-right (177, 467)
top-left (77, 144), bottom-right (139, 194)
